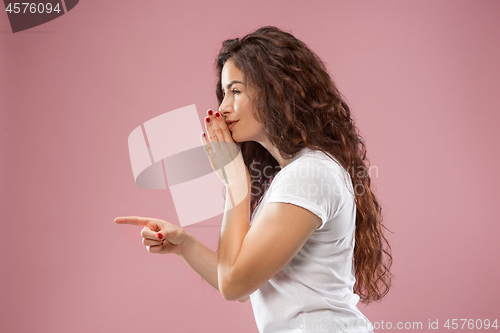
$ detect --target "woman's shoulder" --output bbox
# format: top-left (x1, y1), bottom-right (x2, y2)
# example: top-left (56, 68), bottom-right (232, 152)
top-left (266, 147), bottom-right (356, 228)
top-left (281, 147), bottom-right (349, 179)
top-left (268, 148), bottom-right (354, 199)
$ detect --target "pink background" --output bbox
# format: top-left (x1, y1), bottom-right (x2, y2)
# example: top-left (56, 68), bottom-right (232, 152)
top-left (1, 1), bottom-right (499, 332)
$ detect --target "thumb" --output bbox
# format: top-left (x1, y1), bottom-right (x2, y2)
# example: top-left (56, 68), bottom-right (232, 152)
top-left (157, 226), bottom-right (183, 245)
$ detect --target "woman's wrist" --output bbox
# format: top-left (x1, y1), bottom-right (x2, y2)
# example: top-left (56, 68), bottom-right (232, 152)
top-left (176, 229), bottom-right (193, 258)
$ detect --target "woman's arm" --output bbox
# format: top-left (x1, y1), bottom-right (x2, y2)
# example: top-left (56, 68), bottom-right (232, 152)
top-left (217, 187), bottom-right (321, 301)
top-left (177, 231), bottom-right (219, 290)
top-left (177, 231), bottom-right (250, 302)
top-left (201, 110), bottom-right (321, 302)
top-left (115, 216), bottom-right (249, 302)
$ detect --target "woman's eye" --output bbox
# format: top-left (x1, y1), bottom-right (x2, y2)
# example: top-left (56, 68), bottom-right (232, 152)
top-left (232, 89), bottom-right (240, 94)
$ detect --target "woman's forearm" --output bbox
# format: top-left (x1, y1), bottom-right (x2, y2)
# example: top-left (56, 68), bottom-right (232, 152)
top-left (176, 230), bottom-right (250, 302)
top-left (177, 231), bottom-right (219, 291)
top-left (217, 184), bottom-right (251, 300)
top-left (178, 231), bottom-right (250, 302)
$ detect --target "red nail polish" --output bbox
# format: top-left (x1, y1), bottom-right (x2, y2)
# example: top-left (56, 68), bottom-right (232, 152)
top-left (202, 132), bottom-right (206, 137)
top-left (208, 110), bottom-right (213, 116)
top-left (215, 112), bottom-right (220, 117)
top-left (206, 117), bottom-right (210, 123)
top-left (157, 233), bottom-right (163, 239)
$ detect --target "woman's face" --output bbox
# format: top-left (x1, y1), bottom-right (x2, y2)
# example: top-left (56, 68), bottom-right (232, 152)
top-left (219, 60), bottom-right (265, 143)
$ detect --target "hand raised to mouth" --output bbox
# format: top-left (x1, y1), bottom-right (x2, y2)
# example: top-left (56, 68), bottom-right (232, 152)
top-left (201, 109), bottom-right (250, 207)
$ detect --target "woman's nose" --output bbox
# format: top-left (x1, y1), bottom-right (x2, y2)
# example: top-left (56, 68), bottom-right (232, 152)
top-left (218, 97), bottom-right (232, 115)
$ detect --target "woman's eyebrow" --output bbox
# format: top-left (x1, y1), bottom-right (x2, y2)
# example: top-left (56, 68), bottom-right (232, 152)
top-left (224, 80), bottom-right (245, 89)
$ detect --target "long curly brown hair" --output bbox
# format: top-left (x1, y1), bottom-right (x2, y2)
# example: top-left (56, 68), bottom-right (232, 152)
top-left (215, 26), bottom-right (392, 304)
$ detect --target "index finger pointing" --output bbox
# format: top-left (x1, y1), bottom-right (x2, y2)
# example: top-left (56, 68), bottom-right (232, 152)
top-left (114, 216), bottom-right (150, 226)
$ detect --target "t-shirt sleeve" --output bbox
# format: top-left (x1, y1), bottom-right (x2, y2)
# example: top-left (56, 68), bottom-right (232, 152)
top-left (266, 158), bottom-right (351, 230)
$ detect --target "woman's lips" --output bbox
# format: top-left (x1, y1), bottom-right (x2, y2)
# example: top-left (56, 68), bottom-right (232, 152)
top-left (228, 120), bottom-right (239, 129)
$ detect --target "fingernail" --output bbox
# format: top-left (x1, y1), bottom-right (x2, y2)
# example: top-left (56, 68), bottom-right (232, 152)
top-left (215, 112), bottom-right (220, 117)
top-left (202, 132), bottom-right (206, 137)
top-left (206, 117), bottom-right (210, 123)
top-left (157, 233), bottom-right (163, 239)
top-left (208, 110), bottom-right (213, 115)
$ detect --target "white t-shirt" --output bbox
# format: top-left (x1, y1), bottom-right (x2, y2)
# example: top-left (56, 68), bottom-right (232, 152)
top-left (249, 147), bottom-right (374, 333)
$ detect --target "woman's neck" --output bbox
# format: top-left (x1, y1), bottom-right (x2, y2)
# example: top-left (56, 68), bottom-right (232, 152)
top-left (257, 137), bottom-right (295, 169)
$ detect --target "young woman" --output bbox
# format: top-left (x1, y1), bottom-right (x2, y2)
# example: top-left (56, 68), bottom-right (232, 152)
top-left (116, 26), bottom-right (392, 333)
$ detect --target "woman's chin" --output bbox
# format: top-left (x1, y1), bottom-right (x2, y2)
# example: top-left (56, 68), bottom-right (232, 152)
top-left (232, 133), bottom-right (258, 144)
top-left (231, 132), bottom-right (241, 143)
